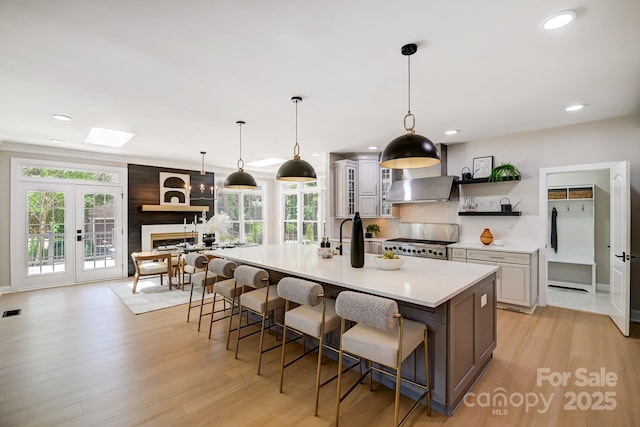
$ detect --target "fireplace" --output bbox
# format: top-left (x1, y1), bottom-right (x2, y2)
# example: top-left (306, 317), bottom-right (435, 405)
top-left (141, 224), bottom-right (201, 251)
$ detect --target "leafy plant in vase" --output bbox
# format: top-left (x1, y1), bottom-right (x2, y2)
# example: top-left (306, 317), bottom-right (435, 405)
top-left (365, 223), bottom-right (380, 238)
top-left (203, 212), bottom-right (231, 246)
top-left (488, 162), bottom-right (521, 182)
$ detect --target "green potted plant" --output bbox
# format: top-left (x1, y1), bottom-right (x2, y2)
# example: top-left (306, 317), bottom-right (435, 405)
top-left (365, 223), bottom-right (380, 238)
top-left (488, 162), bottom-right (521, 182)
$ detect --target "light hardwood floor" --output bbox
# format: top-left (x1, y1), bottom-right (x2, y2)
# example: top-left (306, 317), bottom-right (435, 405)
top-left (1, 281), bottom-right (639, 427)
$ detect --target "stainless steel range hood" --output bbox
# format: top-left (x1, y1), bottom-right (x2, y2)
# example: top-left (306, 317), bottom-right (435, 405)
top-left (387, 144), bottom-right (459, 203)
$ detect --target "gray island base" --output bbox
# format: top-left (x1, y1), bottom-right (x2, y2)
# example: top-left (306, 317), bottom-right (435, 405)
top-left (207, 243), bottom-right (498, 416)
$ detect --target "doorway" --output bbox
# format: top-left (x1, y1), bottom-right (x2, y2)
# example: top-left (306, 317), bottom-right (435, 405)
top-left (538, 161), bottom-right (631, 335)
top-left (545, 168), bottom-right (609, 314)
top-left (10, 158), bottom-right (127, 290)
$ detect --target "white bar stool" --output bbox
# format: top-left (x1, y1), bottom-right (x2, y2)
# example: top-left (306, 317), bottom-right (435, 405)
top-left (277, 277), bottom-right (341, 416)
top-left (229, 266), bottom-right (284, 375)
top-left (184, 253), bottom-right (213, 323)
top-left (334, 290), bottom-right (431, 426)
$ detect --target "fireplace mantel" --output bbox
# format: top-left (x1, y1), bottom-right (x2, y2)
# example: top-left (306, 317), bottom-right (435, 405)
top-left (140, 205), bottom-right (209, 212)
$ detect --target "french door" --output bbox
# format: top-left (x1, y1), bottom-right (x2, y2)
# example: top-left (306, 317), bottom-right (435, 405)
top-left (15, 182), bottom-right (124, 289)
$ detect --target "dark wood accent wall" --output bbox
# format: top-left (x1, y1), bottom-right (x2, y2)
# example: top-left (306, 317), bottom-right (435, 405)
top-left (127, 164), bottom-right (214, 275)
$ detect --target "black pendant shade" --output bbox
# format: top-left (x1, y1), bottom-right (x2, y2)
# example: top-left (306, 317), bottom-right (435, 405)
top-left (224, 120), bottom-right (257, 189)
top-left (380, 133), bottom-right (441, 169)
top-left (381, 43), bottom-right (441, 169)
top-left (224, 169), bottom-right (257, 189)
top-left (276, 157), bottom-right (317, 182)
top-left (276, 96), bottom-right (317, 182)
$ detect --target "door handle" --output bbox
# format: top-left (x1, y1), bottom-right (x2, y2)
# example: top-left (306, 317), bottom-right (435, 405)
top-left (614, 252), bottom-right (635, 261)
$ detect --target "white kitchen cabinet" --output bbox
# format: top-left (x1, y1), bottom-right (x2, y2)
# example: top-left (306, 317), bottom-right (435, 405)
top-left (449, 247), bottom-right (538, 310)
top-left (379, 167), bottom-right (393, 217)
top-left (333, 160), bottom-right (357, 218)
top-left (358, 159), bottom-right (379, 217)
top-left (365, 241), bottom-right (383, 255)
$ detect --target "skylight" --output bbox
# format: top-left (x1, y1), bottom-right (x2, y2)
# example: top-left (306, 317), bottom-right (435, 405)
top-left (84, 127), bottom-right (135, 147)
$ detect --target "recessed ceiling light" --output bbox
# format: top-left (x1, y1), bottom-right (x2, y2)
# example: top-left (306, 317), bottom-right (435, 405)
top-left (312, 153), bottom-right (321, 156)
top-left (565, 104), bottom-right (585, 112)
top-left (50, 139), bottom-right (64, 143)
top-left (542, 10), bottom-right (576, 30)
top-left (52, 114), bottom-right (72, 121)
top-left (246, 157), bottom-right (285, 167)
top-left (84, 127), bottom-right (135, 147)
top-left (368, 146), bottom-right (379, 150)
top-left (444, 130), bottom-right (459, 135)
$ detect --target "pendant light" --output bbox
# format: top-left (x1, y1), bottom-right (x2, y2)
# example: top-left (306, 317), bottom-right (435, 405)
top-left (380, 43), bottom-right (441, 169)
top-left (276, 96), bottom-right (317, 182)
top-left (200, 151), bottom-right (206, 175)
top-left (224, 121), bottom-right (257, 189)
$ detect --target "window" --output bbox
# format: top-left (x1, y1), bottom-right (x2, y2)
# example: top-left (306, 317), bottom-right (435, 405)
top-left (216, 182), bottom-right (264, 244)
top-left (22, 166), bottom-right (120, 183)
top-left (281, 181), bottom-right (323, 244)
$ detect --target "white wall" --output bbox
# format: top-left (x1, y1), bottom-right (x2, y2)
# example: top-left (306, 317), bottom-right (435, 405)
top-left (399, 114), bottom-right (640, 309)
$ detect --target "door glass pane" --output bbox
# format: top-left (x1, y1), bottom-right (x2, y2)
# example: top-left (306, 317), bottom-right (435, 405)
top-left (82, 192), bottom-right (116, 270)
top-left (27, 191), bottom-right (66, 275)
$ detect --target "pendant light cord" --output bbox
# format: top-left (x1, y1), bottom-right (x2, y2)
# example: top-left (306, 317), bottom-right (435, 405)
top-left (293, 98), bottom-right (300, 157)
top-left (237, 121), bottom-right (244, 170)
top-left (407, 54), bottom-right (411, 114)
top-left (404, 50), bottom-right (415, 132)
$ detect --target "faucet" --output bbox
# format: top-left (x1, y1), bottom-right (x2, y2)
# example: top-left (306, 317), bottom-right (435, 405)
top-left (338, 218), bottom-right (352, 255)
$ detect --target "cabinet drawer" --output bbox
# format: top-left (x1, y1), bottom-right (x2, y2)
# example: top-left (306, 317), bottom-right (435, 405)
top-left (467, 249), bottom-right (529, 265)
top-left (450, 248), bottom-right (467, 259)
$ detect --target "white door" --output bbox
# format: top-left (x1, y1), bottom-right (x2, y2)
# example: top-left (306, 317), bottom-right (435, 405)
top-left (75, 185), bottom-right (124, 283)
top-left (18, 182), bottom-right (76, 288)
top-left (16, 183), bottom-right (124, 289)
top-left (609, 161), bottom-right (631, 336)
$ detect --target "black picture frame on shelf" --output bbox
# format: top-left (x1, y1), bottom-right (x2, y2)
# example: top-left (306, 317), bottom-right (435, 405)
top-left (473, 156), bottom-right (493, 179)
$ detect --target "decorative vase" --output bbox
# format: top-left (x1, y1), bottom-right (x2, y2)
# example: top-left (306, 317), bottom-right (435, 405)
top-left (480, 228), bottom-right (494, 245)
top-left (350, 212), bottom-right (365, 268)
top-left (202, 233), bottom-right (216, 246)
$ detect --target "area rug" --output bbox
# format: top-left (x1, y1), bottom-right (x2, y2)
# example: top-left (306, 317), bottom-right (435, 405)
top-left (109, 279), bottom-right (201, 315)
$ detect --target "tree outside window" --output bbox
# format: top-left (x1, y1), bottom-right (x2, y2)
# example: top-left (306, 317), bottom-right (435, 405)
top-left (216, 182), bottom-right (264, 244)
top-left (281, 181), bottom-right (322, 244)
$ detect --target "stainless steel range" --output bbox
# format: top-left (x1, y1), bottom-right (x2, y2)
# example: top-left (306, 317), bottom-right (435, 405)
top-left (383, 223), bottom-right (459, 260)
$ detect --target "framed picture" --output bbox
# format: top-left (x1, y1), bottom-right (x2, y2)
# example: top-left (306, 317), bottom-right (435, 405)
top-left (473, 156), bottom-right (493, 179)
top-left (159, 172), bottom-right (190, 206)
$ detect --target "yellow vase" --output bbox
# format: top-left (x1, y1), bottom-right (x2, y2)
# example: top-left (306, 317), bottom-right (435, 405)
top-left (480, 228), bottom-right (494, 245)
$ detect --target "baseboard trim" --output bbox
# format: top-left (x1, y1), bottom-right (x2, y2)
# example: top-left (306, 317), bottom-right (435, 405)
top-left (631, 309), bottom-right (640, 323)
top-left (596, 283), bottom-right (610, 292)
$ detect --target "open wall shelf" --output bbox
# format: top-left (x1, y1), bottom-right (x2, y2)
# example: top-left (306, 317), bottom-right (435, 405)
top-left (140, 205), bottom-right (209, 212)
top-left (456, 176), bottom-right (521, 185)
top-left (458, 211), bottom-right (521, 216)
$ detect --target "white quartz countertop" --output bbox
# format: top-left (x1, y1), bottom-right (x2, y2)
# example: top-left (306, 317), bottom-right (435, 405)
top-left (448, 242), bottom-right (539, 254)
top-left (206, 243), bottom-right (497, 308)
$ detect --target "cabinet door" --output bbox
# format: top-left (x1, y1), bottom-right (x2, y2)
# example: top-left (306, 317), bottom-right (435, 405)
top-left (368, 241), bottom-right (382, 255)
top-left (380, 167), bottom-right (393, 217)
top-left (358, 159), bottom-right (378, 196)
top-left (333, 161), bottom-right (357, 217)
top-left (497, 262), bottom-right (530, 306)
top-left (359, 195), bottom-right (377, 217)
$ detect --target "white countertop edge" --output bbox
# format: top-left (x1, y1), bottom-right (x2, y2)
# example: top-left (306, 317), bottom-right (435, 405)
top-left (448, 242), bottom-right (539, 254)
top-left (205, 245), bottom-right (498, 308)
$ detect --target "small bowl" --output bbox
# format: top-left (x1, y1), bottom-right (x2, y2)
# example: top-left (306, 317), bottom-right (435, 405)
top-left (373, 256), bottom-right (405, 271)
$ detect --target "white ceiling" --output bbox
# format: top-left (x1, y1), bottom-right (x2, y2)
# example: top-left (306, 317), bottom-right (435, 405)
top-left (1, 0), bottom-right (639, 175)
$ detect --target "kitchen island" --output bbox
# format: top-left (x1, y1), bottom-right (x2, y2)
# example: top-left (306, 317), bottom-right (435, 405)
top-left (208, 243), bottom-right (498, 416)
